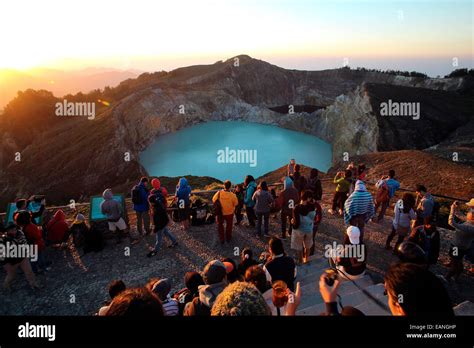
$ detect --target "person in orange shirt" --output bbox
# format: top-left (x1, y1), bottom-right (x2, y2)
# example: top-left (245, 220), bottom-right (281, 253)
top-left (212, 180), bottom-right (238, 245)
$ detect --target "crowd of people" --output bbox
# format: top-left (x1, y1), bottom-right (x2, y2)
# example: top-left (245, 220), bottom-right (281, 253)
top-left (1, 158), bottom-right (473, 317)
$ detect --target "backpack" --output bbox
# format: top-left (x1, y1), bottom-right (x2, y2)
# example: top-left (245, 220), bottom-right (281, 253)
top-left (131, 185), bottom-right (143, 205)
top-left (213, 191), bottom-right (223, 217)
top-left (376, 181), bottom-right (390, 204)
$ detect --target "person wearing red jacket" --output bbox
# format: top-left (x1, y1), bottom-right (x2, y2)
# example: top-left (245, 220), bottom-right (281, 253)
top-left (46, 209), bottom-right (70, 245)
top-left (14, 210), bottom-right (49, 273)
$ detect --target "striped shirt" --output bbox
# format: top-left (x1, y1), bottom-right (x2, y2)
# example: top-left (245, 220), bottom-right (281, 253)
top-left (344, 189), bottom-right (375, 224)
top-left (162, 296), bottom-right (179, 316)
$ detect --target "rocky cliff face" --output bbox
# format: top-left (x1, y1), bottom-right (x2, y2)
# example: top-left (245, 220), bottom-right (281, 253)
top-left (0, 55), bottom-right (472, 206)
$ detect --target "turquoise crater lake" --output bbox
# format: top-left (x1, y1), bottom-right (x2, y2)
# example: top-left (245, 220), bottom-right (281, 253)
top-left (140, 121), bottom-right (332, 183)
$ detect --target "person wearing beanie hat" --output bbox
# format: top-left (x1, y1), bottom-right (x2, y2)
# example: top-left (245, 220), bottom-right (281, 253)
top-left (211, 282), bottom-right (271, 316)
top-left (73, 213), bottom-right (85, 225)
top-left (100, 188), bottom-right (129, 244)
top-left (184, 260), bottom-right (228, 316)
top-left (150, 178), bottom-right (169, 206)
top-left (173, 272), bottom-right (205, 315)
top-left (151, 278), bottom-right (179, 316)
top-left (346, 225), bottom-right (361, 245)
top-left (343, 180), bottom-right (375, 242)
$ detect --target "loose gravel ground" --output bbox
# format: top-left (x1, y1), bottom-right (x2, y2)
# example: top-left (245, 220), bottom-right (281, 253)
top-left (1, 190), bottom-right (473, 315)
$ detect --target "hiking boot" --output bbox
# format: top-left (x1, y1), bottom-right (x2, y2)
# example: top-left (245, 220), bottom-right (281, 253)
top-left (168, 242), bottom-right (178, 248)
top-left (147, 250), bottom-right (158, 258)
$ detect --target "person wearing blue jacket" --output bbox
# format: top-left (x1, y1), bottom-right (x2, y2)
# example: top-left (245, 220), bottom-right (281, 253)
top-left (175, 177), bottom-right (191, 231)
top-left (244, 175), bottom-right (257, 227)
top-left (132, 177), bottom-right (151, 236)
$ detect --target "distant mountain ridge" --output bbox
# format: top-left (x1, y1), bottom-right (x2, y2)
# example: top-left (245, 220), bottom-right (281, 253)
top-left (0, 55), bottom-right (472, 206)
top-left (0, 67), bottom-right (141, 110)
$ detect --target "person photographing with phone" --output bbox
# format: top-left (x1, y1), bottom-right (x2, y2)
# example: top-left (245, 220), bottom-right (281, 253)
top-left (446, 199), bottom-right (474, 281)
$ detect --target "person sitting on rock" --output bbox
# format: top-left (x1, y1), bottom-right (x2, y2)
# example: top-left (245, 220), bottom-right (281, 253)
top-left (184, 260), bottom-right (228, 316)
top-left (263, 237), bottom-right (296, 291)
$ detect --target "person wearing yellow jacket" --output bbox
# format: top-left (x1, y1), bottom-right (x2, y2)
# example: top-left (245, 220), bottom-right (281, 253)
top-left (213, 180), bottom-right (238, 245)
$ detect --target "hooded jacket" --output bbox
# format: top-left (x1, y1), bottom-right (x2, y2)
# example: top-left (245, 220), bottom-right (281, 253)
top-left (46, 209), bottom-right (69, 243)
top-left (252, 189), bottom-right (274, 214)
top-left (244, 181), bottom-right (257, 207)
top-left (183, 282), bottom-right (227, 316)
top-left (100, 189), bottom-right (123, 222)
top-left (343, 181), bottom-right (375, 224)
top-left (277, 177), bottom-right (299, 214)
top-left (132, 182), bottom-right (150, 213)
top-left (176, 178), bottom-right (191, 206)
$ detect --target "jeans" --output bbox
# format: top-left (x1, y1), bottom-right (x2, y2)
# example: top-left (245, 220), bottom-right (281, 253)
top-left (135, 210), bottom-right (151, 235)
top-left (281, 211), bottom-right (293, 237)
top-left (217, 214), bottom-right (234, 242)
top-left (153, 226), bottom-right (177, 252)
top-left (246, 206), bottom-right (257, 226)
top-left (332, 191), bottom-right (348, 211)
top-left (374, 199), bottom-right (390, 221)
top-left (257, 212), bottom-right (270, 237)
top-left (31, 251), bottom-right (48, 273)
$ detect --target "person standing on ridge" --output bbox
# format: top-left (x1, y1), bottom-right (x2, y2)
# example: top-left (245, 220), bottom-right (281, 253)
top-left (131, 177), bottom-right (151, 237)
top-left (252, 181), bottom-right (274, 238)
top-left (175, 178), bottom-right (191, 231)
top-left (212, 180), bottom-right (238, 245)
top-left (329, 169), bottom-right (352, 216)
top-left (343, 180), bottom-right (375, 243)
top-left (374, 170), bottom-right (400, 222)
top-left (244, 175), bottom-right (258, 227)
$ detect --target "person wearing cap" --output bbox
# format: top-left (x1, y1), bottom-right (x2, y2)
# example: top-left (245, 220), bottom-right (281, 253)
top-left (2, 223), bottom-right (39, 291)
top-left (184, 260), bottom-right (228, 316)
top-left (343, 180), bottom-right (375, 243)
top-left (334, 225), bottom-right (367, 280)
top-left (446, 199), bottom-right (474, 281)
top-left (221, 258), bottom-right (241, 283)
top-left (149, 278), bottom-right (179, 316)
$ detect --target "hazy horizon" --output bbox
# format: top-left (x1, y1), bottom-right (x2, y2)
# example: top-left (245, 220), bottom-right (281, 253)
top-left (0, 0), bottom-right (472, 77)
